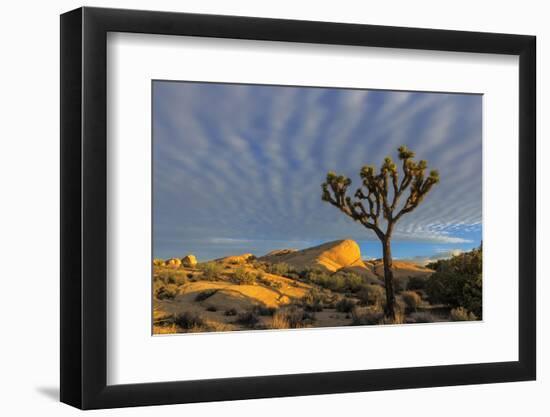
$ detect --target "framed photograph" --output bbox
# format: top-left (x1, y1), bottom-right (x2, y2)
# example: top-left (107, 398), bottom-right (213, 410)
top-left (60, 6), bottom-right (536, 409)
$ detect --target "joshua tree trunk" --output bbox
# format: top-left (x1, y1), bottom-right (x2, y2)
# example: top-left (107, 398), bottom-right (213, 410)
top-left (381, 237), bottom-right (396, 320)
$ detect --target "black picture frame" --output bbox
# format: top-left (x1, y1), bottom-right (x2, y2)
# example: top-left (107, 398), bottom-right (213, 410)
top-left (60, 6), bottom-right (536, 410)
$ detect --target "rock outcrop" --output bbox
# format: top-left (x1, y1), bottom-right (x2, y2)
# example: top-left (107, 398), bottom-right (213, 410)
top-left (216, 253), bottom-right (255, 265)
top-left (181, 254), bottom-right (197, 267)
top-left (260, 239), bottom-right (379, 281)
top-left (165, 258), bottom-right (182, 267)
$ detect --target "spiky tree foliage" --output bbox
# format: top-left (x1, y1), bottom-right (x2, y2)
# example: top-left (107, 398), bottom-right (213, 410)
top-left (321, 146), bottom-right (439, 319)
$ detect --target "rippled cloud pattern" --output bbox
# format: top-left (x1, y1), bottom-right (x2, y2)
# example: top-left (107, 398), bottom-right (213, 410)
top-left (153, 81), bottom-right (482, 260)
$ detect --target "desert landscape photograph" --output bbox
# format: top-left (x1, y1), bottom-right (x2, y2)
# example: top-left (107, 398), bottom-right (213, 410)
top-left (152, 81), bottom-right (482, 334)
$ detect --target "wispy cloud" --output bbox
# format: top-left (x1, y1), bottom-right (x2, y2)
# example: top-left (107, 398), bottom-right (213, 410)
top-left (153, 82), bottom-right (482, 259)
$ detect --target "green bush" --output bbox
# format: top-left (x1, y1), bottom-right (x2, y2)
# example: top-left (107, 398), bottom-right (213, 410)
top-left (334, 271), bottom-right (364, 292)
top-left (267, 262), bottom-right (292, 276)
top-left (300, 268), bottom-right (364, 293)
top-left (426, 246), bottom-right (482, 317)
top-left (406, 276), bottom-right (427, 291)
top-left (198, 262), bottom-right (223, 281)
top-left (356, 284), bottom-right (385, 307)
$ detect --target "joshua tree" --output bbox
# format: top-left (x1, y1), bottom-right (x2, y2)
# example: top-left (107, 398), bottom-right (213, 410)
top-left (321, 146), bottom-right (439, 320)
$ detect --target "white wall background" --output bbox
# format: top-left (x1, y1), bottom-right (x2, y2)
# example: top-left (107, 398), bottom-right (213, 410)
top-left (0, 0), bottom-right (546, 415)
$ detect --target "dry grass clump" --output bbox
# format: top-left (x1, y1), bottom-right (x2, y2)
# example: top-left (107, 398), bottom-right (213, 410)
top-left (401, 291), bottom-right (422, 312)
top-left (269, 307), bottom-right (314, 329)
top-left (153, 323), bottom-right (180, 334)
top-left (301, 288), bottom-right (330, 312)
top-left (351, 308), bottom-right (384, 326)
top-left (356, 284), bottom-right (385, 307)
top-left (450, 307), bottom-right (478, 321)
top-left (379, 309), bottom-right (406, 325)
top-left (154, 268), bottom-right (188, 286)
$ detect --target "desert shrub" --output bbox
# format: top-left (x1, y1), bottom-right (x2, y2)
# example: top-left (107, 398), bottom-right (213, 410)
top-left (267, 262), bottom-right (292, 276)
top-left (194, 289), bottom-right (218, 302)
top-left (270, 311), bottom-right (291, 329)
top-left (335, 298), bottom-right (356, 313)
top-left (380, 309), bottom-right (405, 325)
top-left (407, 276), bottom-right (427, 291)
top-left (236, 311), bottom-right (260, 328)
top-left (174, 312), bottom-right (205, 330)
top-left (224, 308), bottom-right (238, 316)
top-left (198, 262), bottom-right (223, 281)
top-left (206, 306), bottom-right (218, 312)
top-left (304, 270), bottom-right (366, 294)
top-left (426, 246), bottom-right (482, 317)
top-left (356, 284), bottom-right (385, 307)
top-left (393, 277), bottom-right (407, 293)
top-left (232, 267), bottom-right (256, 285)
top-left (165, 272), bottom-right (187, 286)
top-left (407, 312), bottom-right (436, 324)
top-left (270, 307), bottom-right (313, 329)
top-left (256, 273), bottom-right (283, 290)
top-left (401, 291), bottom-right (422, 312)
top-left (155, 286), bottom-right (176, 300)
top-left (351, 308), bottom-right (384, 325)
top-left (450, 307), bottom-right (477, 321)
top-left (255, 270), bottom-right (266, 280)
top-left (332, 271), bottom-right (364, 292)
top-left (301, 289), bottom-right (325, 312)
top-left (253, 305), bottom-right (276, 316)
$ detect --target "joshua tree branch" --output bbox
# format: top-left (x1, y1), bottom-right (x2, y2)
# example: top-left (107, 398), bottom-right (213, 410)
top-left (322, 145), bottom-right (439, 320)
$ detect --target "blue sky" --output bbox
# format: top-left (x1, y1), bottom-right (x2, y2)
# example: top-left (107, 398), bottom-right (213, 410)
top-left (153, 81), bottom-right (482, 262)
